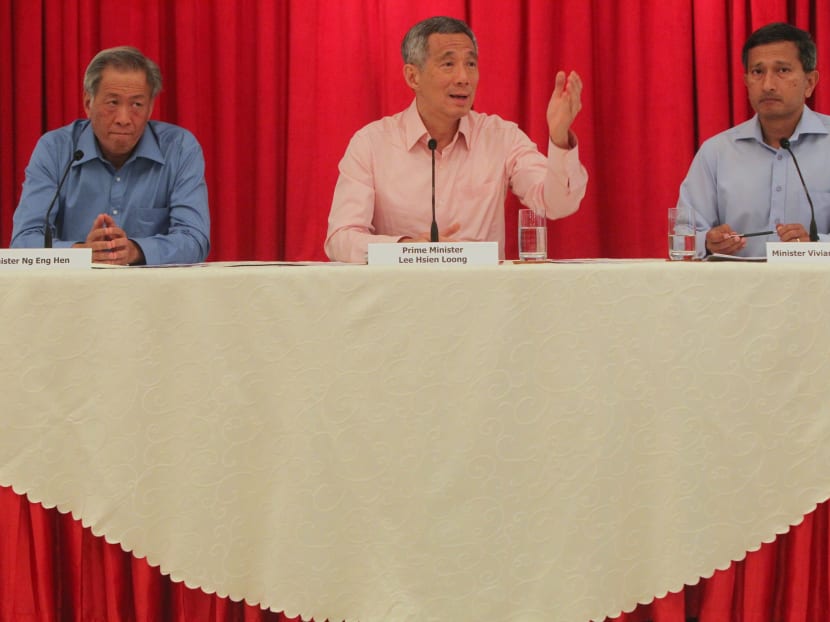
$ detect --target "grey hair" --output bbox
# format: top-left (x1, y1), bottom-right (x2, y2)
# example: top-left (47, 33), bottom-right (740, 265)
top-left (401, 16), bottom-right (478, 68)
top-left (83, 46), bottom-right (163, 99)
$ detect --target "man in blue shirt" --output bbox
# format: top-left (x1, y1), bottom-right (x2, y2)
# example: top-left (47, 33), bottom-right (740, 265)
top-left (11, 46), bottom-right (210, 265)
top-left (679, 23), bottom-right (829, 258)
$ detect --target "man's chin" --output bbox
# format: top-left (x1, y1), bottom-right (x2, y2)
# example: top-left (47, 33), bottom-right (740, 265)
top-left (108, 142), bottom-right (137, 154)
top-left (447, 103), bottom-right (473, 117)
top-left (757, 106), bottom-right (801, 121)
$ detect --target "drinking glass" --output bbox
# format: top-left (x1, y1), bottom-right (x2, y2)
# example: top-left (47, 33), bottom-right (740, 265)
top-left (668, 206), bottom-right (696, 260)
top-left (518, 209), bottom-right (547, 261)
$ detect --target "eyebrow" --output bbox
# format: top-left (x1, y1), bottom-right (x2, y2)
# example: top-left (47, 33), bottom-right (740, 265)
top-left (101, 92), bottom-right (149, 100)
top-left (437, 50), bottom-right (478, 61)
top-left (750, 59), bottom-right (793, 68)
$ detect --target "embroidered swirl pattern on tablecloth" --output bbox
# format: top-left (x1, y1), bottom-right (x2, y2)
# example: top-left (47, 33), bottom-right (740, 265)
top-left (0, 261), bottom-right (829, 622)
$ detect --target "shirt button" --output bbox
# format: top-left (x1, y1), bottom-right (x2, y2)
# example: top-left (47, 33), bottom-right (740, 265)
top-left (113, 210), bottom-right (119, 215)
top-left (777, 155), bottom-right (783, 160)
top-left (776, 186), bottom-right (782, 192)
top-left (116, 176), bottom-right (121, 182)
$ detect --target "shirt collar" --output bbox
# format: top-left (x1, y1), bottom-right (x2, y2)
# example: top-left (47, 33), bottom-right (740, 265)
top-left (76, 120), bottom-right (165, 167)
top-left (75, 123), bottom-right (100, 165)
top-left (736, 105), bottom-right (828, 144)
top-left (789, 106), bottom-right (829, 141)
top-left (403, 99), bottom-right (472, 151)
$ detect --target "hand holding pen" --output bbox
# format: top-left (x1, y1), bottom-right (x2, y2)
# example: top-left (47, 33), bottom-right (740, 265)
top-left (709, 222), bottom-right (813, 255)
top-left (728, 224), bottom-right (811, 242)
top-left (705, 224), bottom-right (747, 255)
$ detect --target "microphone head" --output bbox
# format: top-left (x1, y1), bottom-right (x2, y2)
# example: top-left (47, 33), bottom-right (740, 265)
top-left (73, 149), bottom-right (84, 161)
top-left (427, 138), bottom-right (437, 151)
top-left (780, 138), bottom-right (790, 149)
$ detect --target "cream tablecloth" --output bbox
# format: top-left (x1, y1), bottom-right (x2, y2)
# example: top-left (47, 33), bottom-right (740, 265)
top-left (1, 261), bottom-right (829, 622)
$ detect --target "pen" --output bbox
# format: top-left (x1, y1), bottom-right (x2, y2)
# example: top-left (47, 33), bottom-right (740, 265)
top-left (731, 230), bottom-right (774, 238)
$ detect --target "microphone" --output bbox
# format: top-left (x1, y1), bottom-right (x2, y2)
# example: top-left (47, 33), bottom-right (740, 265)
top-left (780, 138), bottom-right (818, 242)
top-left (44, 149), bottom-right (84, 248)
top-left (428, 138), bottom-right (439, 243)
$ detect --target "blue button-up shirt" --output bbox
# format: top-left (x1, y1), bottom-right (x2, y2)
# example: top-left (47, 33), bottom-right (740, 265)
top-left (11, 120), bottom-right (210, 265)
top-left (679, 106), bottom-right (830, 257)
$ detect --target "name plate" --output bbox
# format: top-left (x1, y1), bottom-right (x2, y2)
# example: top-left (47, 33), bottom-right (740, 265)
top-left (766, 242), bottom-right (830, 263)
top-left (0, 248), bottom-right (92, 270)
top-left (368, 242), bottom-right (499, 266)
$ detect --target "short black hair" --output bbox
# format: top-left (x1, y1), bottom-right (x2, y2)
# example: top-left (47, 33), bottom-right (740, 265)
top-left (742, 22), bottom-right (817, 72)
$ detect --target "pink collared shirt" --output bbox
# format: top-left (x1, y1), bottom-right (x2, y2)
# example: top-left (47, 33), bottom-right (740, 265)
top-left (325, 100), bottom-right (588, 262)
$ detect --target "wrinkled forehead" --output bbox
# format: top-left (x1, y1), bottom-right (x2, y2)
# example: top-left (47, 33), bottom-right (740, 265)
top-left (426, 33), bottom-right (478, 59)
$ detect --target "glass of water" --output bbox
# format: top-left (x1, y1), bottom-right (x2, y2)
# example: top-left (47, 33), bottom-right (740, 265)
top-left (518, 209), bottom-right (548, 261)
top-left (668, 206), bottom-right (696, 260)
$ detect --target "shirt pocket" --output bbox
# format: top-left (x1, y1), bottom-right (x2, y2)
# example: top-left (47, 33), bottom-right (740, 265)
top-left (135, 204), bottom-right (171, 232)
top-left (455, 179), bottom-right (503, 206)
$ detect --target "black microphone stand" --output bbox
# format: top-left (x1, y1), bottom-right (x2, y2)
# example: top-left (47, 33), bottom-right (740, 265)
top-left (428, 138), bottom-right (438, 243)
top-left (780, 138), bottom-right (818, 242)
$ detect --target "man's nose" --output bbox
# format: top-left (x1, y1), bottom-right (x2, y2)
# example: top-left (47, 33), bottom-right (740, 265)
top-left (454, 64), bottom-right (470, 84)
top-left (114, 104), bottom-right (131, 124)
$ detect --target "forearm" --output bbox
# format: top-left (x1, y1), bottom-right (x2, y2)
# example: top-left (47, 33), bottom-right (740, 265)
top-left (325, 227), bottom-right (402, 263)
top-left (540, 139), bottom-right (588, 219)
top-left (133, 230), bottom-right (209, 265)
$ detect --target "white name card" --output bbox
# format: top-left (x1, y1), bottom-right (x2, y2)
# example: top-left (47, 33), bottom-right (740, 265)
top-left (0, 248), bottom-right (92, 270)
top-left (368, 242), bottom-right (499, 266)
top-left (766, 242), bottom-right (830, 263)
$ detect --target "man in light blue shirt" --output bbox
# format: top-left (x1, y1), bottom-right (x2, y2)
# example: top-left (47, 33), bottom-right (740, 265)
top-left (11, 46), bottom-right (210, 265)
top-left (679, 23), bottom-right (829, 258)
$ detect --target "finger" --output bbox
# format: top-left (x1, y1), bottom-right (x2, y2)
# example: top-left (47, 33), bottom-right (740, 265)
top-left (567, 71), bottom-right (583, 96)
top-left (777, 224), bottom-right (806, 239)
top-left (92, 250), bottom-right (117, 264)
top-left (86, 228), bottom-right (110, 243)
top-left (94, 214), bottom-right (116, 230)
top-left (105, 226), bottom-right (128, 240)
top-left (780, 229), bottom-right (804, 242)
top-left (710, 235), bottom-right (744, 253)
top-left (92, 241), bottom-right (115, 254)
top-left (96, 242), bottom-right (130, 263)
top-left (552, 70), bottom-right (566, 97)
top-left (108, 238), bottom-right (132, 256)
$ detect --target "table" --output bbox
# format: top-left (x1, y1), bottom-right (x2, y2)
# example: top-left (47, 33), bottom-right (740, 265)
top-left (1, 261), bottom-right (828, 622)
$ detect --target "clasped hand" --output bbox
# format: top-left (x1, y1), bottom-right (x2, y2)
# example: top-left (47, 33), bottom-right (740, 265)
top-left (74, 213), bottom-right (143, 265)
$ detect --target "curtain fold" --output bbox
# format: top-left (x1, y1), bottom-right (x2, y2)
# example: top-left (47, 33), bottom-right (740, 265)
top-left (1, 1), bottom-right (828, 620)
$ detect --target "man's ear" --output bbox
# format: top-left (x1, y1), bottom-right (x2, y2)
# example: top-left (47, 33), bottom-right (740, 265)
top-left (403, 64), bottom-right (420, 91)
top-left (805, 70), bottom-right (819, 98)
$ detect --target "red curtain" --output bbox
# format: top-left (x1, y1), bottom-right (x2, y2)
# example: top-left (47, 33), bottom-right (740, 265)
top-left (1, 0), bottom-right (829, 260)
top-left (1, 0), bottom-right (829, 620)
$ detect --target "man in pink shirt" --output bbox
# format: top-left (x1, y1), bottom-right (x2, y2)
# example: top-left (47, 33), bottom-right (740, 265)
top-left (325, 16), bottom-right (588, 263)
